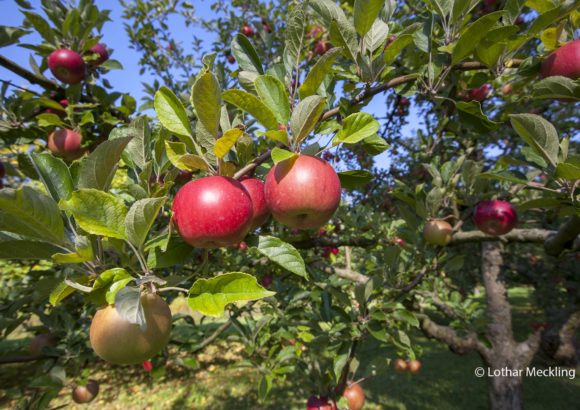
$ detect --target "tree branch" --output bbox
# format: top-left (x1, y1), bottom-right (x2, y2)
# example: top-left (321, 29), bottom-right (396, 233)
top-left (0, 354), bottom-right (57, 365)
top-left (421, 316), bottom-right (486, 355)
top-left (544, 215), bottom-right (580, 256)
top-left (450, 229), bottom-right (553, 245)
top-left (233, 149), bottom-right (272, 180)
top-left (0, 54), bottom-right (60, 91)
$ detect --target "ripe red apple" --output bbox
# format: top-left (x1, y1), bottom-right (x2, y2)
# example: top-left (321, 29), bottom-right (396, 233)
top-left (47, 49), bottom-right (86, 84)
top-left (265, 155), bottom-right (341, 230)
top-left (143, 360), bottom-right (154, 372)
top-left (72, 379), bottom-right (99, 404)
top-left (47, 129), bottom-right (83, 160)
top-left (385, 35), bottom-right (397, 48)
top-left (90, 293), bottom-right (172, 365)
top-left (306, 395), bottom-right (336, 410)
top-left (263, 23), bottom-right (272, 33)
top-left (29, 333), bottom-right (58, 355)
top-left (314, 40), bottom-right (331, 56)
top-left (343, 382), bottom-right (365, 410)
top-left (423, 219), bottom-right (453, 246)
top-left (306, 26), bottom-right (324, 39)
top-left (241, 24), bottom-right (255, 37)
top-left (238, 241), bottom-right (248, 251)
top-left (172, 176), bottom-right (254, 248)
top-left (473, 200), bottom-right (517, 236)
top-left (240, 177), bottom-right (270, 229)
top-left (394, 358), bottom-right (408, 373)
top-left (540, 39), bottom-right (580, 79)
top-left (408, 359), bottom-right (422, 374)
top-left (399, 96), bottom-right (410, 106)
top-left (260, 274), bottom-right (273, 288)
top-left (466, 83), bottom-right (491, 102)
top-left (89, 43), bottom-right (109, 65)
top-left (227, 54), bottom-right (236, 64)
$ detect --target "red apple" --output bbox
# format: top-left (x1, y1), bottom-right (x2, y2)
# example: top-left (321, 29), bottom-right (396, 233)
top-left (408, 359), bottom-right (422, 374)
top-left (241, 25), bottom-right (255, 37)
top-left (385, 35), bottom-right (397, 48)
top-left (394, 358), bottom-right (408, 373)
top-left (260, 274), bottom-right (273, 288)
top-left (89, 43), bottom-right (109, 65)
top-left (399, 96), bottom-right (410, 106)
top-left (47, 49), bottom-right (86, 84)
top-left (176, 170), bottom-right (193, 184)
top-left (0, 161), bottom-right (4, 179)
top-left (263, 23), bottom-right (272, 33)
top-left (227, 54), bottom-right (236, 64)
top-left (466, 83), bottom-right (491, 102)
top-left (306, 26), bottom-right (324, 39)
top-left (265, 155), bottom-right (341, 230)
top-left (47, 129), bottom-right (83, 160)
top-left (343, 382), bottom-right (365, 410)
top-left (143, 360), bottom-right (153, 372)
top-left (306, 395), bottom-right (336, 410)
top-left (423, 219), bottom-right (453, 246)
top-left (473, 200), bottom-right (517, 236)
top-left (314, 40), bottom-right (331, 56)
top-left (172, 176), bottom-right (254, 248)
top-left (238, 241), bottom-right (248, 251)
top-left (540, 39), bottom-right (580, 79)
top-left (72, 379), bottom-right (99, 404)
top-left (240, 177), bottom-right (270, 229)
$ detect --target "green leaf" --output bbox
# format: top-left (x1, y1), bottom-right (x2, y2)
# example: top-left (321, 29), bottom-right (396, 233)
top-left (255, 235), bottom-right (308, 278)
top-left (333, 113), bottom-right (379, 145)
top-left (188, 272), bottom-right (275, 317)
top-left (222, 89), bottom-right (279, 130)
top-left (451, 11), bottom-right (503, 64)
top-left (283, 2), bottom-right (307, 74)
top-left (555, 160), bottom-right (580, 181)
top-left (264, 130), bottom-right (290, 146)
top-left (165, 141), bottom-right (209, 172)
top-left (479, 170), bottom-right (529, 185)
top-left (30, 152), bottom-right (73, 202)
top-left (126, 197), bottom-right (166, 248)
top-left (49, 275), bottom-right (89, 307)
top-left (214, 128), bottom-right (244, 159)
top-left (115, 287), bottom-right (146, 329)
top-left (78, 137), bottom-right (132, 191)
top-left (338, 170), bottom-right (372, 189)
top-left (52, 252), bottom-right (87, 264)
top-left (455, 101), bottom-right (500, 133)
top-left (0, 26), bottom-right (31, 48)
top-left (0, 187), bottom-right (65, 244)
top-left (231, 34), bottom-right (264, 74)
top-left (154, 86), bottom-right (194, 140)
top-left (299, 48), bottom-right (342, 99)
top-left (254, 75), bottom-right (291, 124)
top-left (192, 72), bottom-right (221, 137)
top-left (384, 25), bottom-right (422, 65)
top-left (363, 20), bottom-right (389, 53)
top-left (361, 134), bottom-right (390, 155)
top-left (93, 268), bottom-right (134, 305)
top-left (532, 76), bottom-right (580, 101)
top-left (0, 240), bottom-right (61, 259)
top-left (59, 189), bottom-right (127, 239)
top-left (518, 197), bottom-right (561, 211)
top-left (394, 309), bottom-right (420, 327)
top-left (271, 147), bottom-right (298, 164)
top-left (36, 113), bottom-right (66, 127)
top-left (329, 18), bottom-right (358, 62)
top-left (290, 96), bottom-right (326, 144)
top-left (354, 0), bottom-right (385, 36)
top-left (509, 114), bottom-right (560, 168)
top-left (109, 117), bottom-right (151, 170)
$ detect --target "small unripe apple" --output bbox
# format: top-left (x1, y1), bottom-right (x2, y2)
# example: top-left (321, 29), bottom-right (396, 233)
top-left (394, 358), bottom-right (408, 373)
top-left (314, 40), bottom-right (331, 56)
top-left (90, 293), bottom-right (172, 365)
top-left (172, 176), bottom-right (254, 248)
top-left (540, 39), bottom-right (580, 79)
top-left (306, 395), bottom-right (336, 410)
top-left (241, 25), bottom-right (255, 37)
top-left (89, 43), bottom-right (109, 65)
top-left (423, 219), bottom-right (453, 246)
top-left (47, 129), bottom-right (83, 160)
top-left (47, 49), bottom-right (86, 84)
top-left (408, 359), bottom-right (422, 374)
top-left (265, 155), bottom-right (341, 230)
top-left (343, 381), bottom-right (365, 410)
top-left (29, 333), bottom-right (58, 355)
top-left (72, 379), bottom-right (99, 404)
top-left (240, 177), bottom-right (270, 230)
top-left (473, 200), bottom-right (517, 236)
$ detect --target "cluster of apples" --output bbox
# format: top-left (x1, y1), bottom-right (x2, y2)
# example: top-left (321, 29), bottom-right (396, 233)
top-left (306, 381), bottom-right (365, 410)
top-left (394, 358), bottom-right (422, 374)
top-left (172, 154), bottom-right (341, 248)
top-left (47, 43), bottom-right (109, 85)
top-left (423, 200), bottom-right (518, 246)
top-left (306, 25), bottom-right (332, 56)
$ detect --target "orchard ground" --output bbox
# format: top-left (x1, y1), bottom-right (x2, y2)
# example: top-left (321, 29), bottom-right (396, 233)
top-left (1, 287), bottom-right (578, 410)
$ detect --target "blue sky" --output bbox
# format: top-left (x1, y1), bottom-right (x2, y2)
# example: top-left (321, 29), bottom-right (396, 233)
top-left (0, 0), bottom-right (425, 169)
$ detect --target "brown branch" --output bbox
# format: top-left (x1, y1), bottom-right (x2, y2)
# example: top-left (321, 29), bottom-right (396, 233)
top-left (450, 229), bottom-right (554, 245)
top-left (333, 339), bottom-right (359, 397)
top-left (0, 354), bottom-right (57, 365)
top-left (0, 55), bottom-right (60, 91)
top-left (544, 215), bottom-right (580, 256)
top-left (191, 320), bottom-right (232, 354)
top-left (233, 149), bottom-right (272, 180)
top-left (421, 316), bottom-right (485, 355)
top-left (291, 237), bottom-right (379, 249)
top-left (313, 262), bottom-right (369, 284)
top-left (429, 292), bottom-right (459, 319)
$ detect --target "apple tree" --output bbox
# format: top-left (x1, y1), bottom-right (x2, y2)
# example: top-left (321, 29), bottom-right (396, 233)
top-left (0, 1), bottom-right (579, 410)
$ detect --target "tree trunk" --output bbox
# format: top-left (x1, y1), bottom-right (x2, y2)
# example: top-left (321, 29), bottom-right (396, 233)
top-left (488, 375), bottom-right (524, 410)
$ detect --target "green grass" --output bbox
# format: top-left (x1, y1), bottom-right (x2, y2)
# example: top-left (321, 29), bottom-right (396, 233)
top-left (1, 287), bottom-right (578, 409)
